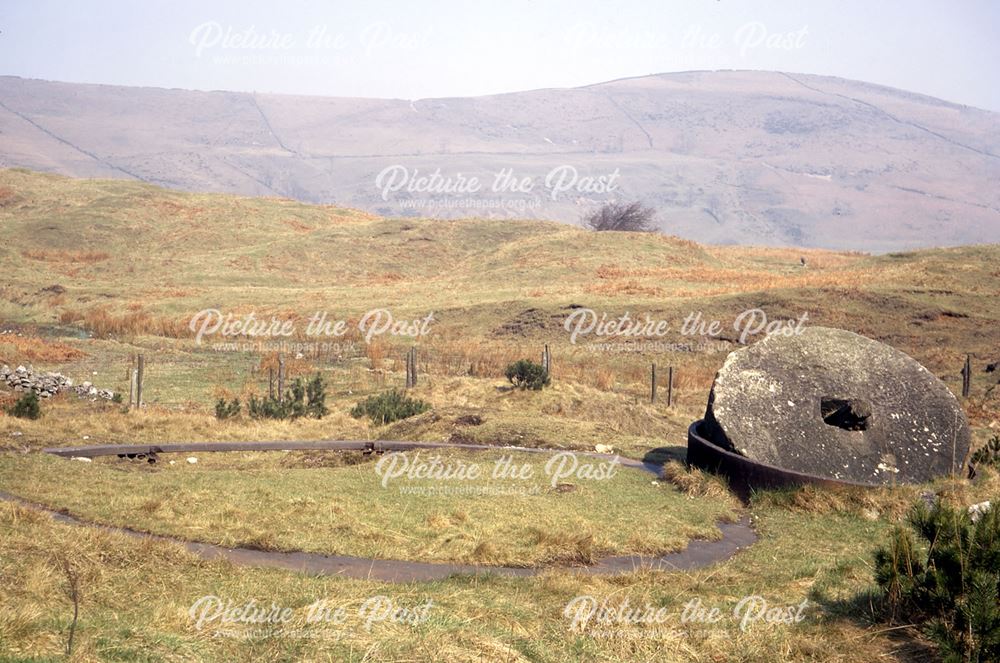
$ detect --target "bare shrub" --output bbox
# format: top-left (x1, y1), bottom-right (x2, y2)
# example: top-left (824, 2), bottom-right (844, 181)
top-left (583, 201), bottom-right (656, 232)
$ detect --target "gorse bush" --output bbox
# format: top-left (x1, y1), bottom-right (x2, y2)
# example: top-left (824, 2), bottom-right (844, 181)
top-left (505, 359), bottom-right (550, 390)
top-left (7, 391), bottom-right (41, 420)
top-left (246, 374), bottom-right (327, 420)
top-left (351, 389), bottom-right (429, 425)
top-left (874, 498), bottom-right (1000, 662)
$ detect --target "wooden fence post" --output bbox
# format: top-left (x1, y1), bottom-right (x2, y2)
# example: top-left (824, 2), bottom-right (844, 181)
top-left (129, 368), bottom-right (137, 407)
top-left (650, 363), bottom-right (657, 403)
top-left (277, 353), bottom-right (285, 402)
top-left (962, 354), bottom-right (972, 398)
top-left (268, 367), bottom-right (275, 400)
top-left (405, 348), bottom-right (413, 389)
top-left (411, 347), bottom-right (418, 387)
top-left (136, 354), bottom-right (145, 408)
top-left (667, 366), bottom-right (674, 408)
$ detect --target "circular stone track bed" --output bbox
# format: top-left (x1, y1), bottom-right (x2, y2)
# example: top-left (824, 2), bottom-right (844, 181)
top-left (0, 441), bottom-right (756, 581)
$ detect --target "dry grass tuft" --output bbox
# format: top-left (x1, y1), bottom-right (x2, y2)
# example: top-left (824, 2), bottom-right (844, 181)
top-left (0, 185), bottom-right (20, 206)
top-left (471, 540), bottom-right (501, 563)
top-left (586, 280), bottom-right (664, 297)
top-left (58, 306), bottom-right (188, 337)
top-left (527, 527), bottom-right (597, 565)
top-left (661, 461), bottom-right (732, 500)
top-left (749, 475), bottom-right (998, 523)
top-left (0, 336), bottom-right (86, 363)
top-left (366, 338), bottom-right (387, 371)
top-left (593, 367), bottom-right (615, 391)
top-left (21, 249), bottom-right (110, 263)
top-left (281, 218), bottom-right (314, 233)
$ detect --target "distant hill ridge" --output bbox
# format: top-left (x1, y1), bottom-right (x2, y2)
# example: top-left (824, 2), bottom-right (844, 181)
top-left (1, 70), bottom-right (998, 251)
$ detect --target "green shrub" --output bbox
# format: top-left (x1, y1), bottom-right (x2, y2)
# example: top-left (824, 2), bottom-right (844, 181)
top-left (504, 359), bottom-right (550, 390)
top-left (246, 374), bottom-right (327, 420)
top-left (7, 391), bottom-right (41, 420)
top-left (305, 373), bottom-right (328, 418)
top-left (969, 435), bottom-right (1000, 474)
top-left (874, 498), bottom-right (999, 662)
top-left (350, 389), bottom-right (429, 425)
top-left (248, 393), bottom-right (289, 420)
top-left (214, 398), bottom-right (241, 420)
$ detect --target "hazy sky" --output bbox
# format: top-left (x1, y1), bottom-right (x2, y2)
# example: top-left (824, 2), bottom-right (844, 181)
top-left (2, 0), bottom-right (998, 110)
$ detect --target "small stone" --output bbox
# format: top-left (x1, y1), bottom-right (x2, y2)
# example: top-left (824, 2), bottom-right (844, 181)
top-left (594, 444), bottom-right (614, 454)
top-left (969, 501), bottom-right (992, 523)
top-left (71, 457), bottom-right (93, 463)
top-left (186, 457), bottom-right (198, 464)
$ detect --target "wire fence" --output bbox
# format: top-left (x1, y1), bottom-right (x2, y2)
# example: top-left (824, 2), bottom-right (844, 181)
top-left (14, 338), bottom-right (726, 410)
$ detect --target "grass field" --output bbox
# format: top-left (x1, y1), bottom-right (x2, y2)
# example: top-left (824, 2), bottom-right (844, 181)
top-left (1, 168), bottom-right (999, 661)
top-left (0, 449), bottom-right (740, 566)
top-left (4, 468), bottom-right (997, 662)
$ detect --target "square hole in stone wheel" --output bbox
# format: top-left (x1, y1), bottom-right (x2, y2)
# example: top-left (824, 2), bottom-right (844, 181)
top-left (821, 397), bottom-right (872, 431)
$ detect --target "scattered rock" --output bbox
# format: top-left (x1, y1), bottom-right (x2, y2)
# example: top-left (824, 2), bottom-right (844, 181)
top-left (186, 457), bottom-right (199, 464)
top-left (703, 327), bottom-right (971, 485)
top-left (70, 456), bottom-right (93, 463)
top-left (0, 364), bottom-right (113, 400)
top-left (969, 501), bottom-right (992, 523)
top-left (554, 483), bottom-right (576, 493)
top-left (594, 444), bottom-right (614, 454)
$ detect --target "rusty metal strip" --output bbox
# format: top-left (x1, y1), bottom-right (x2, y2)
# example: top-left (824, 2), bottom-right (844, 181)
top-left (687, 420), bottom-right (882, 491)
